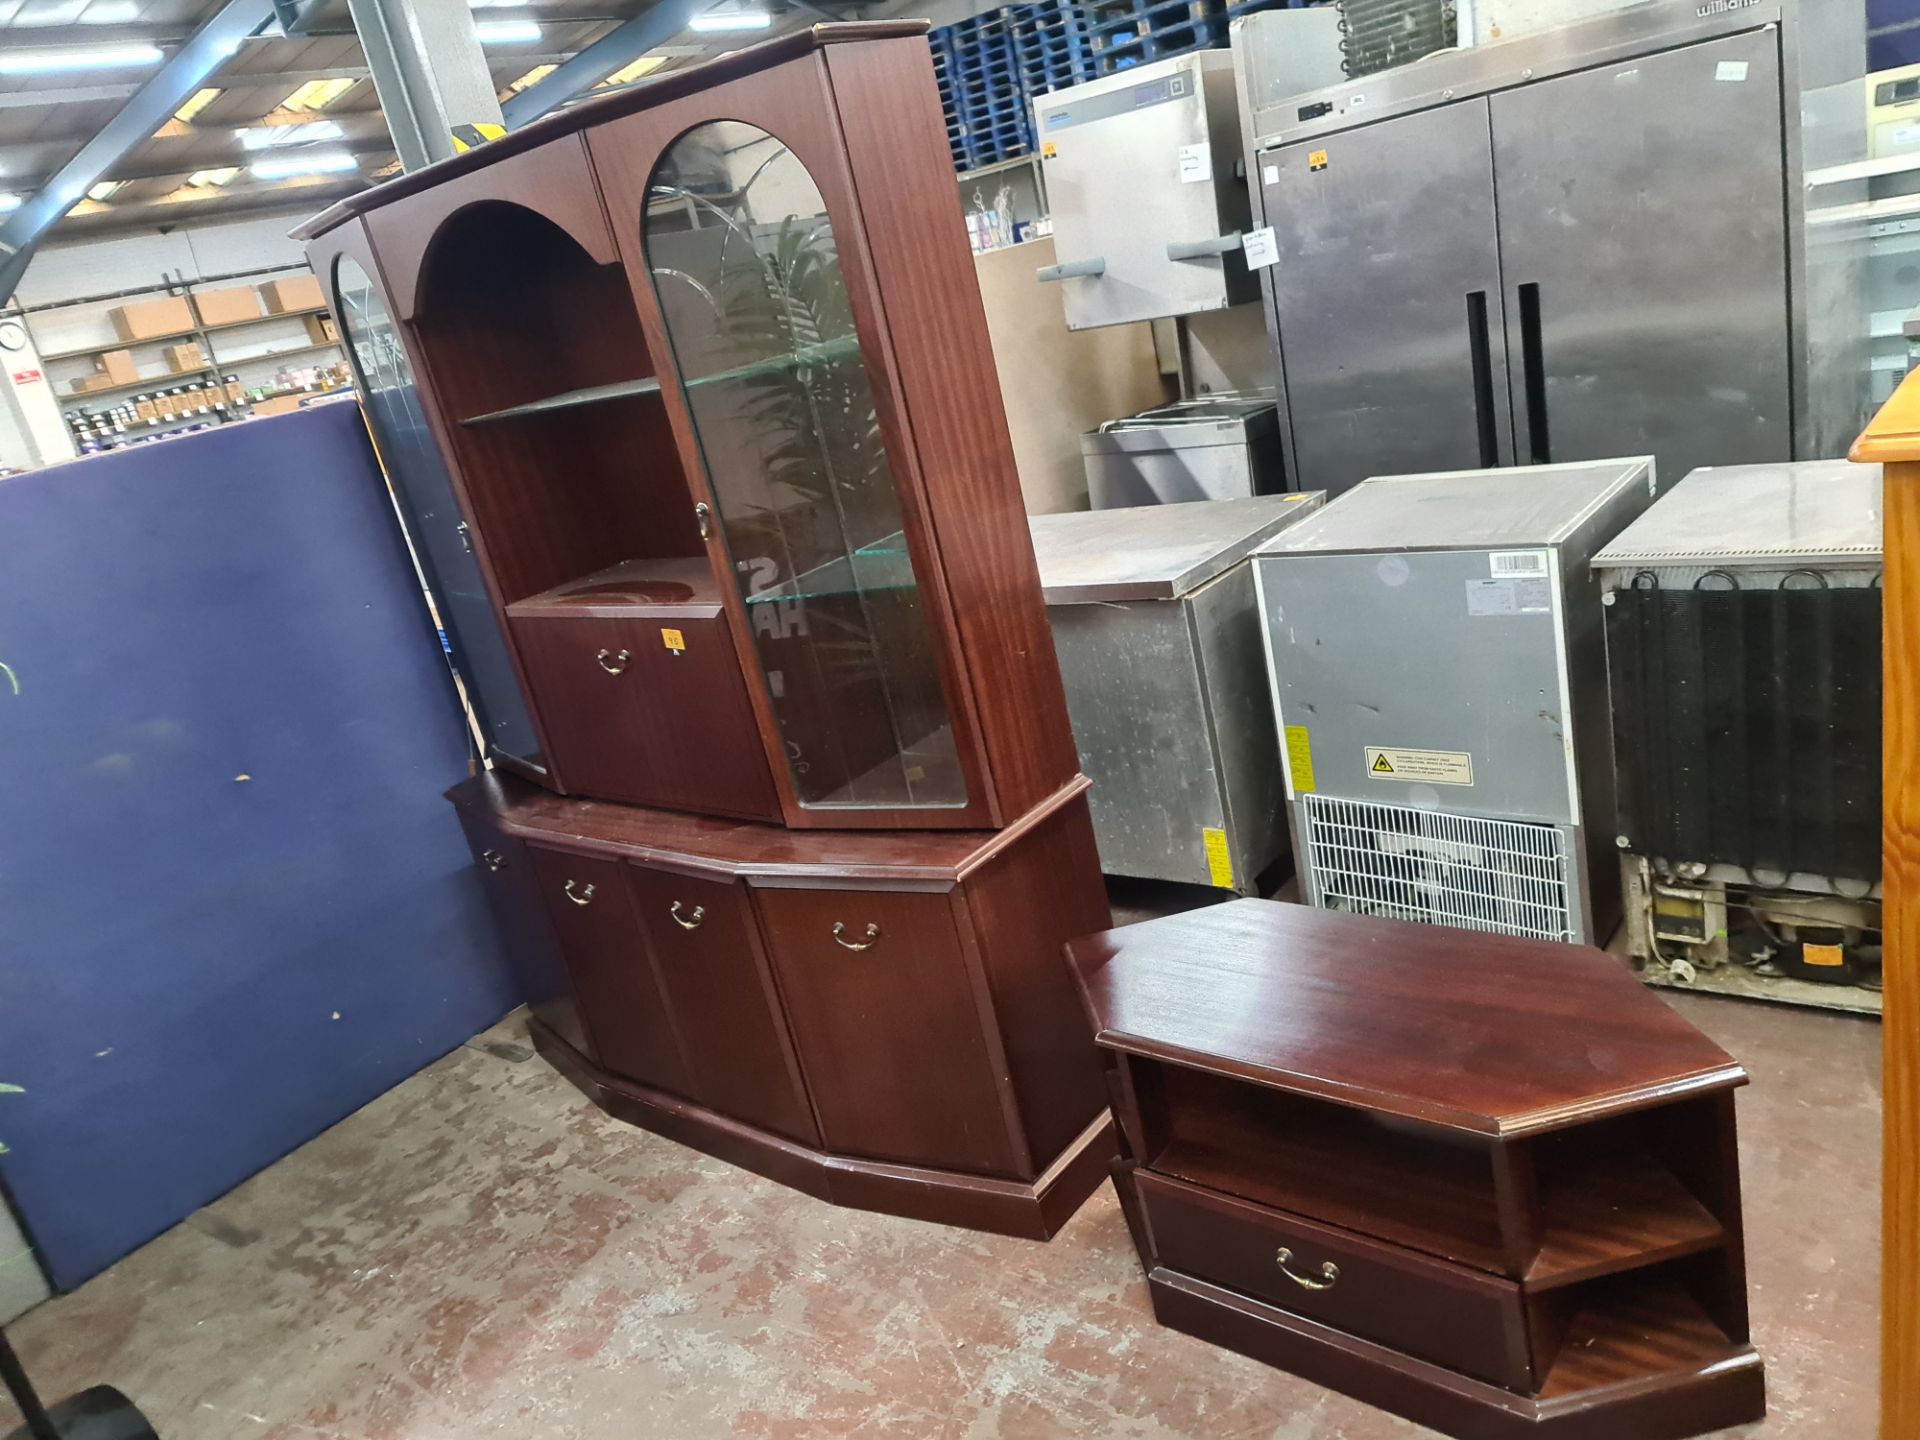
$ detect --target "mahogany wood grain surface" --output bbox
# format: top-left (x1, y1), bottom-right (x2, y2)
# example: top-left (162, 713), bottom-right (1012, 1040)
top-left (626, 866), bottom-right (817, 1144)
top-left (507, 606), bottom-right (779, 821)
top-left (1069, 898), bottom-right (1746, 1138)
top-left (1136, 1170), bottom-right (1533, 1392)
top-left (526, 845), bottom-right (693, 1097)
top-left (1853, 378), bottom-right (1917, 1439)
top-left (755, 885), bottom-right (1022, 1177)
top-left (447, 770), bottom-right (1091, 884)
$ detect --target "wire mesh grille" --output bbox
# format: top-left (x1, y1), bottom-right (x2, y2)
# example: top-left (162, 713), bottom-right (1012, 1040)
top-left (1302, 793), bottom-right (1574, 942)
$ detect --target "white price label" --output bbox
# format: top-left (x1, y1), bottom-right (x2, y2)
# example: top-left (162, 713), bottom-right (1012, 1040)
top-left (1178, 143), bottom-right (1212, 184)
top-left (1714, 59), bottom-right (1749, 82)
top-left (1262, 164), bottom-right (1280, 185)
top-left (1241, 227), bottom-right (1280, 269)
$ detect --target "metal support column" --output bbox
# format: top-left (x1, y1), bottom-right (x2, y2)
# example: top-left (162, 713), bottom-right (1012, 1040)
top-left (501, 0), bottom-right (701, 128)
top-left (345, 0), bottom-right (505, 172)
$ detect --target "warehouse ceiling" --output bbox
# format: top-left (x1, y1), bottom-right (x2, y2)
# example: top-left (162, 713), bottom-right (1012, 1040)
top-left (0, 0), bottom-right (871, 237)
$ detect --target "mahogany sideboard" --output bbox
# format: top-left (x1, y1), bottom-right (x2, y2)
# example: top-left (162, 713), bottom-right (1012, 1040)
top-left (1069, 898), bottom-right (1764, 1440)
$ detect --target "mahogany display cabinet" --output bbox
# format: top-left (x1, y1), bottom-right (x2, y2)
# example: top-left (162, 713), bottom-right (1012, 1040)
top-left (1070, 899), bottom-right (1765, 1440)
top-left (298, 24), bottom-right (1114, 1236)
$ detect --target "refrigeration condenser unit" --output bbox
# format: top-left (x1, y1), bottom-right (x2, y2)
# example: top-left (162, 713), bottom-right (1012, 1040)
top-left (1593, 459), bottom-right (1884, 1013)
top-left (1254, 458), bottom-right (1657, 945)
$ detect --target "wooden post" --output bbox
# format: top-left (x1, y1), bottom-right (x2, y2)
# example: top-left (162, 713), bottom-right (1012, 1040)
top-left (1852, 379), bottom-right (1920, 1436)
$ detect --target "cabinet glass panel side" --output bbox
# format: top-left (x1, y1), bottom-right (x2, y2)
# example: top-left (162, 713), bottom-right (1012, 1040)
top-left (333, 256), bottom-right (544, 772)
top-left (643, 121), bottom-right (966, 811)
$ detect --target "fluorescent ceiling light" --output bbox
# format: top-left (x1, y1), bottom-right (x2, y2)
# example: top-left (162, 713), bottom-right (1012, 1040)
top-left (252, 150), bottom-right (359, 180)
top-left (0, 193), bottom-right (20, 214)
top-left (473, 19), bottom-right (541, 44)
top-left (173, 86), bottom-right (222, 123)
top-left (597, 55), bottom-right (666, 87)
top-left (0, 43), bottom-right (164, 73)
top-left (507, 63), bottom-right (555, 93)
top-left (187, 166), bottom-right (241, 188)
top-left (87, 180), bottom-right (122, 201)
top-left (283, 77), bottom-right (356, 111)
top-left (80, 1), bottom-right (142, 22)
top-left (689, 7), bottom-right (771, 31)
top-left (238, 119), bottom-right (344, 151)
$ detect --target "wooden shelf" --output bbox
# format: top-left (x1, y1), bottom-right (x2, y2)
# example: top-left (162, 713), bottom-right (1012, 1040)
top-left (1530, 1154), bottom-right (1727, 1289)
top-left (1153, 1079), bottom-right (1727, 1285)
top-left (1538, 1279), bottom-right (1741, 1400)
top-left (507, 557), bottom-right (720, 618)
top-left (460, 375), bottom-right (662, 426)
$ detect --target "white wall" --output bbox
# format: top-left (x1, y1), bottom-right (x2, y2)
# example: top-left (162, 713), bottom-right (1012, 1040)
top-left (0, 208), bottom-right (329, 472)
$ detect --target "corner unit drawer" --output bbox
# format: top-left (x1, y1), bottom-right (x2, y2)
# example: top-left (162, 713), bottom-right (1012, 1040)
top-left (1136, 1170), bottom-right (1531, 1392)
top-left (754, 886), bottom-right (1021, 1178)
top-left (526, 845), bottom-right (693, 1097)
top-left (508, 608), bottom-right (779, 822)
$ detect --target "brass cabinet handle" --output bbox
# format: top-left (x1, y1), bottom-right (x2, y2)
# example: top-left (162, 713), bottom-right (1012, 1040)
top-left (597, 648), bottom-right (631, 675)
top-left (832, 921), bottom-right (881, 951)
top-left (695, 501), bottom-right (711, 540)
top-left (671, 901), bottom-right (706, 931)
top-left (1276, 1248), bottom-right (1339, 1292)
top-left (564, 880), bottom-right (596, 906)
top-left (480, 848), bottom-right (506, 872)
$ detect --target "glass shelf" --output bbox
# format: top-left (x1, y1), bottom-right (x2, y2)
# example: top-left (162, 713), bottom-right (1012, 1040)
top-left (681, 333), bottom-right (863, 391)
top-left (461, 375), bottom-right (663, 426)
top-left (741, 535), bottom-right (914, 605)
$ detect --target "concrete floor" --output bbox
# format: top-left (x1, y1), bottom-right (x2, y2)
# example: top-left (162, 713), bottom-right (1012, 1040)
top-left (0, 891), bottom-right (1883, 1440)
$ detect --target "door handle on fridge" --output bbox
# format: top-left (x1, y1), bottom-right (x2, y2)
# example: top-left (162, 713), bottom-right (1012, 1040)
top-left (1036, 256), bottom-right (1107, 283)
top-left (1167, 233), bottom-right (1243, 262)
top-left (1466, 291), bottom-right (1500, 468)
top-left (1517, 281), bottom-right (1551, 464)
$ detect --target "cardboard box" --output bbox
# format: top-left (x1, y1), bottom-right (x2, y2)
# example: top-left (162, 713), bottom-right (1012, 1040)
top-left (98, 349), bottom-right (138, 384)
top-left (109, 295), bottom-right (194, 342)
top-left (251, 394), bottom-right (305, 418)
top-left (225, 380), bottom-right (246, 405)
top-left (259, 274), bottom-right (324, 314)
top-left (193, 286), bottom-right (262, 327)
top-left (163, 342), bottom-right (206, 374)
top-left (303, 313), bottom-right (339, 345)
top-left (69, 373), bottom-right (114, 395)
top-left (135, 397), bottom-right (159, 423)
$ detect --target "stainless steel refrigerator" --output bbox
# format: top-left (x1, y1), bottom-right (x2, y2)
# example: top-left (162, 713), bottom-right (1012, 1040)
top-left (1231, 0), bottom-right (1871, 496)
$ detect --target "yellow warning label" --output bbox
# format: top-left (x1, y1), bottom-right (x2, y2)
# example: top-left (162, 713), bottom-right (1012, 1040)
top-left (1284, 724), bottom-right (1317, 794)
top-left (1802, 942), bottom-right (1845, 968)
top-left (661, 627), bottom-right (686, 652)
top-left (1203, 826), bottom-right (1234, 889)
top-left (1308, 148), bottom-right (1329, 172)
top-left (1042, 141), bottom-right (1058, 159)
top-left (1364, 746), bottom-right (1474, 786)
top-left (450, 122), bottom-right (507, 153)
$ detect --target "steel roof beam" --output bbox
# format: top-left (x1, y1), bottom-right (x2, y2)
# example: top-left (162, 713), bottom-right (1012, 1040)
top-left (0, 0), bottom-right (289, 305)
top-left (500, 0), bottom-right (701, 128)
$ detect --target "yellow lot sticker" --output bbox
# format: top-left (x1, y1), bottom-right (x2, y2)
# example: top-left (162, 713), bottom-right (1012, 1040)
top-left (1202, 827), bottom-right (1234, 890)
top-left (1284, 724), bottom-right (1316, 794)
top-left (661, 627), bottom-right (686, 652)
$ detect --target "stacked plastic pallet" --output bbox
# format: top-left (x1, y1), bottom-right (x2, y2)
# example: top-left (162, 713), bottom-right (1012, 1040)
top-left (1088, 0), bottom-right (1324, 74)
top-left (931, 0), bottom-right (1098, 172)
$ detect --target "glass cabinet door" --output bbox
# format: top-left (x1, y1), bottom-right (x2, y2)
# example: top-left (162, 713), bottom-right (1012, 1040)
top-left (643, 122), bottom-right (966, 811)
top-left (333, 257), bottom-right (543, 771)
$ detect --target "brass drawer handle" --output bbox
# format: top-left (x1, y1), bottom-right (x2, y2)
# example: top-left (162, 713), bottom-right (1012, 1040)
top-left (1276, 1248), bottom-right (1339, 1292)
top-left (565, 880), bottom-right (596, 906)
top-left (832, 921), bottom-right (880, 951)
top-left (597, 648), bottom-right (631, 675)
top-left (481, 848), bottom-right (506, 872)
top-left (695, 501), bottom-right (712, 540)
top-left (671, 901), bottom-right (705, 931)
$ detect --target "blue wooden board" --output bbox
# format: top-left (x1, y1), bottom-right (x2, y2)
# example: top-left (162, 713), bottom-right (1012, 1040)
top-left (0, 404), bottom-right (521, 1290)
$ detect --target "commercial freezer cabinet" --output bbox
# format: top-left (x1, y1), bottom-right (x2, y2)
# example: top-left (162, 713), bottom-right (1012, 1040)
top-left (1029, 493), bottom-right (1325, 892)
top-left (1254, 459), bottom-right (1656, 945)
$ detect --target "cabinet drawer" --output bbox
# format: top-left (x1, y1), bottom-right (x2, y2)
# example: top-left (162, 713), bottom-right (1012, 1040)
top-left (1136, 1170), bottom-right (1531, 1391)
top-left (628, 866), bottom-right (818, 1145)
top-left (454, 807), bottom-right (590, 1058)
top-left (755, 886), bottom-right (1021, 1177)
top-left (527, 846), bottom-right (693, 1097)
top-left (510, 609), bottom-right (778, 822)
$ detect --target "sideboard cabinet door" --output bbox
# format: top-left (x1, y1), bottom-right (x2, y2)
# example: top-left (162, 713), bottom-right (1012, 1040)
top-left (754, 886), bottom-right (1020, 1177)
top-left (453, 806), bottom-right (588, 1056)
top-left (526, 845), bottom-right (692, 1097)
top-left (628, 866), bottom-right (818, 1144)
